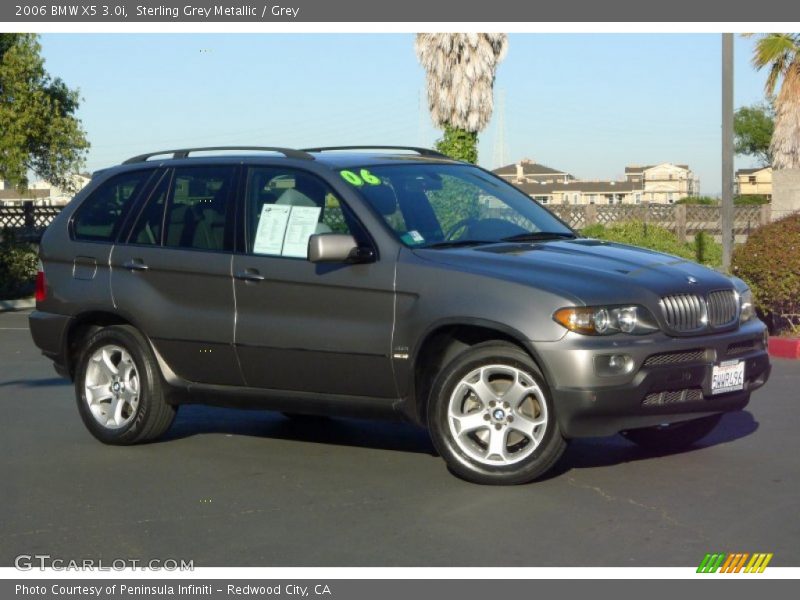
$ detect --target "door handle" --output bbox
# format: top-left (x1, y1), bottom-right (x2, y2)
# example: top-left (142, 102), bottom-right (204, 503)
top-left (235, 270), bottom-right (265, 282)
top-left (122, 259), bottom-right (149, 272)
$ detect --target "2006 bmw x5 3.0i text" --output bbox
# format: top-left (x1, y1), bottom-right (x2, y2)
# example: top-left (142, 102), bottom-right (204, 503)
top-left (29, 146), bottom-right (771, 484)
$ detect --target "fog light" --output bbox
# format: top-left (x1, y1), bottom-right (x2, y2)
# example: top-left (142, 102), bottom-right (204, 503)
top-left (595, 353), bottom-right (635, 377)
top-left (608, 354), bottom-right (633, 372)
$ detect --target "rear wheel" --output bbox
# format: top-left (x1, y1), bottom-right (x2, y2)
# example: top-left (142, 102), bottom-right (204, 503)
top-left (427, 342), bottom-right (566, 485)
top-left (621, 414), bottom-right (722, 451)
top-left (75, 325), bottom-right (176, 444)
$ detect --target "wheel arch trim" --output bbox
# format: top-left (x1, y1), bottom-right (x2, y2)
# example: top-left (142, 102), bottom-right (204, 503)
top-left (405, 317), bottom-right (556, 424)
top-left (64, 309), bottom-right (180, 385)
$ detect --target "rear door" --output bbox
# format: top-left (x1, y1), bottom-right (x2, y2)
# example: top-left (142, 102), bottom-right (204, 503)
top-left (110, 164), bottom-right (243, 386)
top-left (46, 169), bottom-right (157, 315)
top-left (232, 165), bottom-right (396, 397)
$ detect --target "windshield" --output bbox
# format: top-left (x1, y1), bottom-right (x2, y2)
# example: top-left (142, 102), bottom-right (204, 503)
top-left (344, 163), bottom-right (574, 248)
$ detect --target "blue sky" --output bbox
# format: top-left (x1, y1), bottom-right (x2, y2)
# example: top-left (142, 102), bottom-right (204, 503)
top-left (40, 33), bottom-right (769, 195)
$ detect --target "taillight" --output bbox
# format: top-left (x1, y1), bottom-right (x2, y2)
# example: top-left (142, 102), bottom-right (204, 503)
top-left (35, 262), bottom-right (46, 303)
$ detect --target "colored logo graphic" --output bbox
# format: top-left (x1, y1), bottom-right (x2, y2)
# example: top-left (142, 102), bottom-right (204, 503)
top-left (697, 553), bottom-right (773, 573)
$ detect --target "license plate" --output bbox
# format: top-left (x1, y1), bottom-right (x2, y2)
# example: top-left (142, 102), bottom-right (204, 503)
top-left (711, 360), bottom-right (745, 395)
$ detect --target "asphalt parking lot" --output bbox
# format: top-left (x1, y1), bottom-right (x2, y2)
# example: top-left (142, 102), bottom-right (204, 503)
top-left (1, 308), bottom-right (798, 567)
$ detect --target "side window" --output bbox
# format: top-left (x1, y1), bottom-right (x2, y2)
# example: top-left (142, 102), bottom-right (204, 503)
top-left (162, 166), bottom-right (236, 251)
top-left (246, 167), bottom-right (356, 258)
top-left (73, 170), bottom-right (152, 241)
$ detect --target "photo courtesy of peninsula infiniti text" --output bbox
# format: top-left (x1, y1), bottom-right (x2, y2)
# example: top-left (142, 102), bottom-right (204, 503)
top-left (29, 146), bottom-right (772, 484)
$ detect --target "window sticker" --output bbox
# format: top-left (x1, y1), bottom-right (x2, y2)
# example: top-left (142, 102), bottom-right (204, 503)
top-left (253, 204), bottom-right (322, 258)
top-left (401, 230), bottom-right (425, 245)
top-left (253, 204), bottom-right (291, 255)
top-left (281, 205), bottom-right (322, 258)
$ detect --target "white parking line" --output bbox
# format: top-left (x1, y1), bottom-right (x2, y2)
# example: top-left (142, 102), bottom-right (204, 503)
top-left (0, 327), bottom-right (28, 330)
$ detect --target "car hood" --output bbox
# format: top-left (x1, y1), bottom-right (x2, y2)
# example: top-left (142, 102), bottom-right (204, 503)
top-left (412, 238), bottom-right (736, 304)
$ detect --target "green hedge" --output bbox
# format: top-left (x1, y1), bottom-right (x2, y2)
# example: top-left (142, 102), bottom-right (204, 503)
top-left (734, 194), bottom-right (771, 205)
top-left (0, 233), bottom-right (38, 299)
top-left (581, 221), bottom-right (722, 267)
top-left (676, 196), bottom-right (718, 205)
top-left (674, 195), bottom-right (770, 206)
top-left (732, 213), bottom-right (800, 336)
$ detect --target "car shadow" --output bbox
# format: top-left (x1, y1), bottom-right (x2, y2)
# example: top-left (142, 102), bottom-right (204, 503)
top-left (0, 378), bottom-right (761, 470)
top-left (541, 410), bottom-right (760, 481)
top-left (160, 404), bottom-right (759, 467)
top-left (161, 404), bottom-right (437, 455)
top-left (0, 377), bottom-right (68, 388)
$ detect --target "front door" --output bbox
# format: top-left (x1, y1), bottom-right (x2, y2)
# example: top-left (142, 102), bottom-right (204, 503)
top-left (232, 166), bottom-right (396, 398)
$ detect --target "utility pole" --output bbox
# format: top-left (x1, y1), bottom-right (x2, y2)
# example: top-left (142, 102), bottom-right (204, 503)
top-left (417, 88), bottom-right (427, 148)
top-left (721, 33), bottom-right (734, 272)
top-left (492, 89), bottom-right (508, 169)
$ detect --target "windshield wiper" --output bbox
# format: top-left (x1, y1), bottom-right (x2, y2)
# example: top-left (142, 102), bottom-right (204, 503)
top-left (422, 239), bottom-right (497, 249)
top-left (500, 231), bottom-right (577, 243)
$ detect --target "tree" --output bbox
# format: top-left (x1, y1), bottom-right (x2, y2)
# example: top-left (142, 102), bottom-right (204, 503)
top-left (734, 102), bottom-right (775, 166)
top-left (0, 33), bottom-right (88, 191)
top-left (749, 33), bottom-right (800, 169)
top-left (415, 34), bottom-right (508, 163)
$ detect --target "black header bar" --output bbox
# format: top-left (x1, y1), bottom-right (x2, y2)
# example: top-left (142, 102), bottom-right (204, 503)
top-left (3, 0), bottom-right (800, 23)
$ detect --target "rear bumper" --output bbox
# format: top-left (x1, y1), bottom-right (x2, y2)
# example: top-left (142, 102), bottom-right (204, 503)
top-left (533, 319), bottom-right (772, 438)
top-left (28, 310), bottom-right (73, 378)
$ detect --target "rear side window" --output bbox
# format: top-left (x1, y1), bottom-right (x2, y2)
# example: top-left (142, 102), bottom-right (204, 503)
top-left (72, 171), bottom-right (152, 242)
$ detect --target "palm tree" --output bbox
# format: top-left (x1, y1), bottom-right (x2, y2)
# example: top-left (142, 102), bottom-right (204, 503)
top-left (750, 33), bottom-right (800, 169)
top-left (415, 34), bottom-right (508, 163)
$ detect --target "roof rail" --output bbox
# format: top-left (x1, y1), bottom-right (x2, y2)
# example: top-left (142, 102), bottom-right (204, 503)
top-left (122, 146), bottom-right (314, 164)
top-left (301, 145), bottom-right (450, 159)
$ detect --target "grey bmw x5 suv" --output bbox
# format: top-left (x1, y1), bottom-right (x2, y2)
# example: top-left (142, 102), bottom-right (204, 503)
top-left (29, 146), bottom-right (771, 484)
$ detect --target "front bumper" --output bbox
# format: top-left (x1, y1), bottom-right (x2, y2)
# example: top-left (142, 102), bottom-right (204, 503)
top-left (532, 319), bottom-right (771, 438)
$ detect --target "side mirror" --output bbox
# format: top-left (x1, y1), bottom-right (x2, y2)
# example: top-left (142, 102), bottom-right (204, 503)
top-left (307, 233), bottom-right (374, 263)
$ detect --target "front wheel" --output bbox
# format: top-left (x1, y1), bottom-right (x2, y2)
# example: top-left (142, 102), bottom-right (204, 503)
top-left (621, 414), bottom-right (722, 451)
top-left (427, 342), bottom-right (567, 485)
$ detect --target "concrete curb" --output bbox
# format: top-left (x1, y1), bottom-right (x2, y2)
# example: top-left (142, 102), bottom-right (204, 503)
top-left (0, 296), bottom-right (35, 312)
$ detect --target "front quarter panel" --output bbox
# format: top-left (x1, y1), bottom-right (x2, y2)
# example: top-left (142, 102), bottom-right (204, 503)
top-left (392, 248), bottom-right (572, 396)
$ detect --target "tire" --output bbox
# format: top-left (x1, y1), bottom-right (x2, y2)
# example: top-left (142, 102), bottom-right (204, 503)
top-left (427, 341), bottom-right (567, 485)
top-left (621, 414), bottom-right (722, 451)
top-left (74, 325), bottom-right (176, 445)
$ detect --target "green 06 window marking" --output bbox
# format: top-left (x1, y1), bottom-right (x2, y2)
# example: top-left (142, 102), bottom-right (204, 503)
top-left (340, 169), bottom-right (381, 186)
top-left (360, 169), bottom-right (381, 185)
top-left (340, 170), bottom-right (363, 186)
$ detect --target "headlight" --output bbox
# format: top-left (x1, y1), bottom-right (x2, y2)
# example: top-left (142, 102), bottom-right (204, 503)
top-left (553, 305), bottom-right (660, 336)
top-left (739, 289), bottom-right (755, 323)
